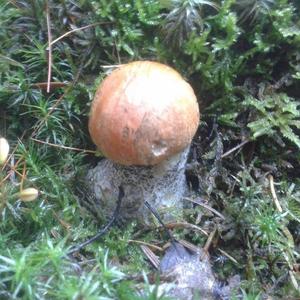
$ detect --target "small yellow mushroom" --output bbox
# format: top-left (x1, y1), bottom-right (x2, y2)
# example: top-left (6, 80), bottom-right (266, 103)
top-left (19, 188), bottom-right (39, 202)
top-left (0, 138), bottom-right (9, 165)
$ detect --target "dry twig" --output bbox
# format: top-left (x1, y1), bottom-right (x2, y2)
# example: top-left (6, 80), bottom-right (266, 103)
top-left (68, 186), bottom-right (124, 255)
top-left (128, 240), bottom-right (163, 252)
top-left (140, 245), bottom-right (160, 269)
top-left (31, 82), bottom-right (68, 90)
top-left (164, 222), bottom-right (208, 236)
top-left (203, 226), bottom-right (217, 253)
top-left (221, 139), bottom-right (250, 158)
top-left (184, 197), bottom-right (225, 220)
top-left (268, 175), bottom-right (299, 289)
top-left (268, 175), bottom-right (283, 212)
top-left (218, 248), bottom-right (239, 265)
top-left (46, 1), bottom-right (52, 93)
top-left (50, 22), bottom-right (109, 47)
top-left (31, 137), bottom-right (97, 154)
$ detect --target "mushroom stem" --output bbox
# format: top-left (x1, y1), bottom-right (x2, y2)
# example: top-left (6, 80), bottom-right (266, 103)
top-left (86, 147), bottom-right (190, 225)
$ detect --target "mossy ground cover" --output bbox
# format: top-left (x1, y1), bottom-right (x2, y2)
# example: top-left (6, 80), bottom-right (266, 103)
top-left (0, 0), bottom-right (300, 299)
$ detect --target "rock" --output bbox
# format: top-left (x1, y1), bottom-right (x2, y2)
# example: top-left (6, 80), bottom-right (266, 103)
top-left (159, 242), bottom-right (216, 300)
top-left (157, 242), bottom-right (240, 300)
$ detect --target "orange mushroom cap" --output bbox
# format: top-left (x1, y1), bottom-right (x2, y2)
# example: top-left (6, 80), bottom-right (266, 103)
top-left (89, 61), bottom-right (200, 166)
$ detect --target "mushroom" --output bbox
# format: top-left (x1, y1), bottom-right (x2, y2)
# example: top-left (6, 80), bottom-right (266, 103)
top-left (0, 137), bottom-right (9, 165)
top-left (86, 61), bottom-right (199, 224)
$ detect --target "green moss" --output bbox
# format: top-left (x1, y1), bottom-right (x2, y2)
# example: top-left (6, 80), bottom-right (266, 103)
top-left (0, 0), bottom-right (300, 297)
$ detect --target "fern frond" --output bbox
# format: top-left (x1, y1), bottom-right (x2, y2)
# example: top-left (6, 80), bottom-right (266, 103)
top-left (247, 118), bottom-right (274, 138)
top-left (290, 120), bottom-right (300, 129)
top-left (245, 96), bottom-right (267, 114)
top-left (245, 92), bottom-right (300, 148)
top-left (280, 126), bottom-right (300, 149)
